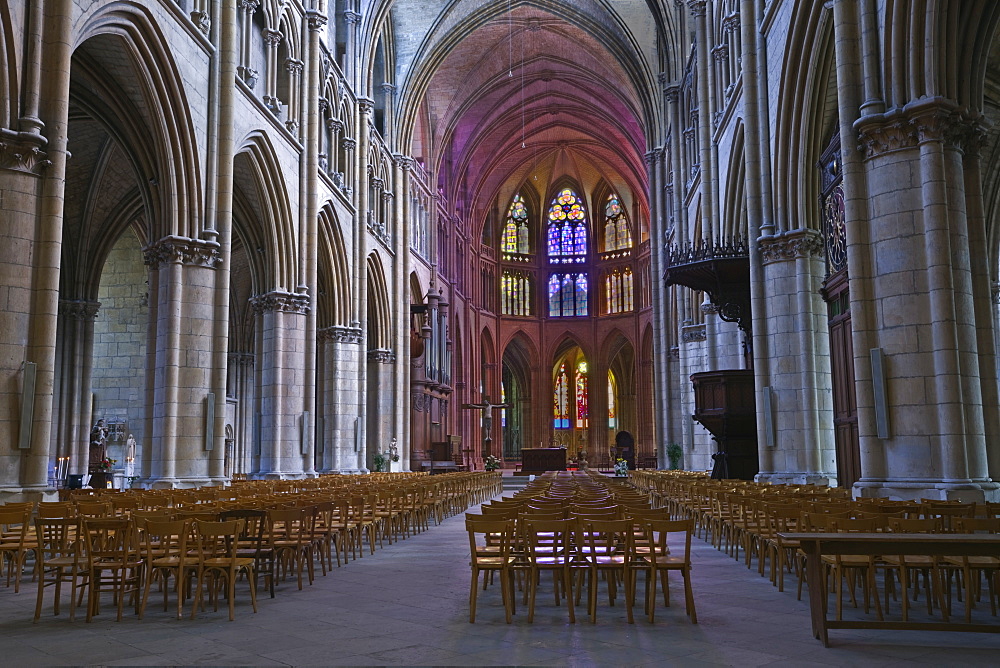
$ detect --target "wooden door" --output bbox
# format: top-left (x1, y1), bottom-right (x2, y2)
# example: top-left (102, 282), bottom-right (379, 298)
top-left (824, 273), bottom-right (860, 488)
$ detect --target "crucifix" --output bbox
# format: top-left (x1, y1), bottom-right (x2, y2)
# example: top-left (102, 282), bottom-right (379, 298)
top-left (461, 394), bottom-right (508, 453)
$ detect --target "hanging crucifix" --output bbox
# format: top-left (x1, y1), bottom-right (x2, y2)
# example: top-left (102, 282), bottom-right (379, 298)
top-left (461, 394), bottom-right (508, 454)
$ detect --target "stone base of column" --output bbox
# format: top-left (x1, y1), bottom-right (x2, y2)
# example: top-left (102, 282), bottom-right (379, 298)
top-left (854, 478), bottom-right (1000, 502)
top-left (143, 476), bottom-right (229, 489)
top-left (250, 471), bottom-right (316, 480)
top-left (755, 471), bottom-right (837, 486)
top-left (0, 485), bottom-right (59, 504)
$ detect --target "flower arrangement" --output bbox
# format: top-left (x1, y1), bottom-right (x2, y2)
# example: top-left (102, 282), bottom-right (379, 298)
top-left (483, 455), bottom-right (501, 472)
top-left (614, 457), bottom-right (629, 477)
top-left (96, 457), bottom-right (117, 472)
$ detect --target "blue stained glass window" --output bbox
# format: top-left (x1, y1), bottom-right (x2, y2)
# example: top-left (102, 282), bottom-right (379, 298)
top-left (575, 274), bottom-right (589, 316)
top-left (547, 188), bottom-right (588, 263)
top-left (548, 275), bottom-right (562, 317)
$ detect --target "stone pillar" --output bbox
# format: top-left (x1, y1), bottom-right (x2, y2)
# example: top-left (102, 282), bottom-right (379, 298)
top-left (238, 1), bottom-right (260, 88)
top-left (143, 237), bottom-right (222, 488)
top-left (754, 231), bottom-right (837, 485)
top-left (262, 29), bottom-right (282, 115)
top-left (54, 300), bottom-right (100, 477)
top-left (689, 0), bottom-right (716, 242)
top-left (394, 155), bottom-right (414, 470)
top-left (851, 98), bottom-right (998, 502)
top-left (318, 324), bottom-right (363, 472)
top-left (250, 291), bottom-right (310, 479)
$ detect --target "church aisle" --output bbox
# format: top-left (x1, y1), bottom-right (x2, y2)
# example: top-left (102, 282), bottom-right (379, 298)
top-left (2, 499), bottom-right (1000, 667)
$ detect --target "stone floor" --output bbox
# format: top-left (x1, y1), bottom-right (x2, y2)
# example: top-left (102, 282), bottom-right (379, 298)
top-left (3, 496), bottom-right (1000, 667)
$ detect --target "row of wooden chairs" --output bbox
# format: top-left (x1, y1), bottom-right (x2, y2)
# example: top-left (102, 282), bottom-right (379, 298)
top-left (466, 471), bottom-right (697, 625)
top-left (628, 470), bottom-right (1000, 625)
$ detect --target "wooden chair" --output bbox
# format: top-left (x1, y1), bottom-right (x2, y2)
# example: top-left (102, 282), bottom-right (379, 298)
top-left (267, 507), bottom-right (315, 590)
top-left (943, 517), bottom-right (1000, 622)
top-left (465, 516), bottom-right (516, 623)
top-left (0, 506), bottom-right (35, 593)
top-left (522, 518), bottom-right (576, 623)
top-left (576, 518), bottom-right (635, 624)
top-left (33, 517), bottom-right (88, 622)
top-left (81, 517), bottom-right (143, 622)
top-left (633, 518), bottom-right (697, 623)
top-left (882, 517), bottom-right (946, 621)
top-left (137, 518), bottom-right (197, 619)
top-left (190, 519), bottom-right (258, 621)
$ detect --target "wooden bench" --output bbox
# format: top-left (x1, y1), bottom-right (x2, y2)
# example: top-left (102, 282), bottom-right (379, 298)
top-left (419, 461), bottom-right (463, 474)
top-left (781, 532), bottom-right (1000, 646)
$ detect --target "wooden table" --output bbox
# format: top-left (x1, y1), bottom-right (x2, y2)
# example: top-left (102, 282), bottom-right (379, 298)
top-left (781, 532), bottom-right (1000, 646)
top-left (519, 448), bottom-right (567, 474)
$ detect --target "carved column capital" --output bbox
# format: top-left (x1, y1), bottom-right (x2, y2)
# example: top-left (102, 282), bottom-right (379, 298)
top-left (0, 130), bottom-right (50, 174)
top-left (687, 0), bottom-right (708, 17)
top-left (344, 11), bottom-right (362, 25)
top-left (144, 235), bottom-right (222, 269)
top-left (306, 10), bottom-right (328, 31)
top-left (367, 348), bottom-right (396, 363)
top-left (357, 97), bottom-right (375, 115)
top-left (758, 228), bottom-right (825, 264)
top-left (263, 29), bottom-right (283, 47)
top-left (59, 299), bottom-right (101, 321)
top-left (342, 137), bottom-right (357, 151)
top-left (249, 290), bottom-right (311, 315)
top-left (319, 324), bottom-right (363, 343)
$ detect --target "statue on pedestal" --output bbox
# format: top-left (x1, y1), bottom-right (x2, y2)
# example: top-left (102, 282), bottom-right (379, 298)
top-left (89, 420), bottom-right (108, 468)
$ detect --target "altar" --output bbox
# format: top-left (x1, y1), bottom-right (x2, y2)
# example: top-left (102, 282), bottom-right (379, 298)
top-left (517, 448), bottom-right (567, 475)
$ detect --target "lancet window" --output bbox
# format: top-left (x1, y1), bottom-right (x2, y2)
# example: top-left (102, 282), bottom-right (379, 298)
top-left (548, 273), bottom-right (588, 317)
top-left (501, 270), bottom-right (532, 316)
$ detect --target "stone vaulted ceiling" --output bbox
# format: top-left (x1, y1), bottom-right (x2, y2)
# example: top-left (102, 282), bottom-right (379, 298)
top-left (395, 1), bottom-right (655, 233)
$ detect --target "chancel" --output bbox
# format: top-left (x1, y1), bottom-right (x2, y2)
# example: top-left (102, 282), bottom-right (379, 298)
top-left (3, 0), bottom-right (1000, 663)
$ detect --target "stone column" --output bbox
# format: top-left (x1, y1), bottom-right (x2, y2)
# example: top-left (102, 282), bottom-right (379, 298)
top-left (646, 146), bottom-right (668, 467)
top-left (318, 324), bottom-right (363, 472)
top-left (250, 291), bottom-right (310, 479)
top-left (238, 1), bottom-right (260, 88)
top-left (354, 97), bottom-right (374, 473)
top-left (689, 0), bottom-right (716, 242)
top-left (394, 155), bottom-right (414, 470)
top-left (755, 231), bottom-right (836, 485)
top-left (852, 98), bottom-right (997, 501)
top-left (343, 11), bottom-right (361, 90)
top-left (262, 29), bottom-right (282, 115)
top-left (144, 237), bottom-right (222, 488)
top-left (54, 300), bottom-right (100, 477)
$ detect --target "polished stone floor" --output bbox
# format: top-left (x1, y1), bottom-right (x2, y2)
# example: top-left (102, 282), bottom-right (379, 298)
top-left (3, 493), bottom-right (1000, 667)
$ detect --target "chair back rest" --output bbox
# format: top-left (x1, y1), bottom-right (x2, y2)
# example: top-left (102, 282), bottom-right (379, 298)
top-left (138, 518), bottom-right (192, 562)
top-left (465, 517), bottom-right (513, 563)
top-left (82, 517), bottom-right (136, 564)
top-left (954, 517), bottom-right (1000, 534)
top-left (887, 517), bottom-right (942, 533)
top-left (523, 518), bottom-right (574, 564)
top-left (192, 519), bottom-right (245, 563)
top-left (638, 518), bottom-right (694, 560)
top-left (0, 506), bottom-right (31, 540)
top-left (578, 518), bottom-right (633, 560)
top-left (37, 502), bottom-right (75, 518)
top-left (34, 517), bottom-right (81, 560)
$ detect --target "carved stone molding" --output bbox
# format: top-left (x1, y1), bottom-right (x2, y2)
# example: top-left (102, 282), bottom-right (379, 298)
top-left (319, 324), bottom-right (363, 344)
top-left (687, 0), bottom-right (707, 17)
top-left (144, 235), bottom-right (222, 269)
top-left (285, 59), bottom-right (303, 75)
top-left (664, 84), bottom-right (681, 103)
top-left (380, 83), bottom-right (397, 96)
top-left (854, 99), bottom-right (987, 159)
top-left (228, 352), bottom-right (254, 366)
top-left (263, 29), bottom-right (282, 47)
top-left (992, 282), bottom-right (1000, 305)
top-left (190, 10), bottom-right (211, 34)
top-left (722, 12), bottom-right (740, 33)
top-left (367, 348), bottom-right (396, 363)
top-left (327, 118), bottom-right (343, 133)
top-left (759, 229), bottom-right (824, 265)
top-left (239, 0), bottom-right (259, 12)
top-left (249, 291), bottom-right (311, 315)
top-left (396, 155), bottom-right (414, 171)
top-left (701, 302), bottom-right (720, 315)
top-left (306, 11), bottom-right (328, 31)
top-left (342, 137), bottom-right (356, 151)
top-left (644, 148), bottom-right (663, 165)
top-left (59, 299), bottom-right (100, 321)
top-left (344, 11), bottom-right (362, 24)
top-left (357, 97), bottom-right (375, 115)
top-left (0, 130), bottom-right (50, 174)
top-left (681, 325), bottom-right (707, 343)
top-left (712, 44), bottom-right (729, 62)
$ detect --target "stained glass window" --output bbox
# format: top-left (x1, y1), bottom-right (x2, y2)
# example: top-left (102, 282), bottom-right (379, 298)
top-left (547, 188), bottom-right (588, 263)
top-left (502, 270), bottom-right (532, 316)
top-left (608, 371), bottom-right (617, 429)
top-left (502, 195), bottom-right (530, 258)
top-left (603, 194), bottom-right (632, 252)
top-left (605, 269), bottom-right (634, 314)
top-left (575, 360), bottom-right (589, 429)
top-left (554, 362), bottom-right (569, 429)
top-left (548, 272), bottom-right (588, 316)
top-left (501, 383), bottom-right (507, 427)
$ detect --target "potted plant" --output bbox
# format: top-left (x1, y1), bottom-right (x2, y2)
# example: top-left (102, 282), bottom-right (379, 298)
top-left (483, 455), bottom-right (501, 472)
top-left (667, 443), bottom-right (683, 470)
top-left (614, 457), bottom-right (629, 477)
top-left (372, 451), bottom-right (388, 472)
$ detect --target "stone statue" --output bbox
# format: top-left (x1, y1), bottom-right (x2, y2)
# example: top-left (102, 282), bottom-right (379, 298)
top-left (89, 419), bottom-right (107, 467)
